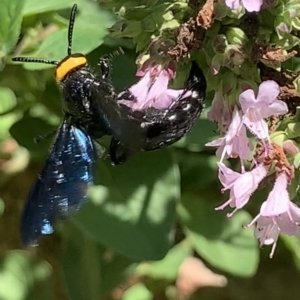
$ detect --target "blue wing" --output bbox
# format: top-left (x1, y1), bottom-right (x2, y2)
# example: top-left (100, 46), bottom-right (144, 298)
top-left (21, 120), bottom-right (97, 247)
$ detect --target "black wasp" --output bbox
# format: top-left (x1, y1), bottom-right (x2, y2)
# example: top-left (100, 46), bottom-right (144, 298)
top-left (12, 4), bottom-right (206, 246)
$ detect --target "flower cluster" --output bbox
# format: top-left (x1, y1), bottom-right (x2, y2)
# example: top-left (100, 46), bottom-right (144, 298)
top-left (206, 79), bottom-right (300, 257)
top-left (102, 0), bottom-right (300, 258)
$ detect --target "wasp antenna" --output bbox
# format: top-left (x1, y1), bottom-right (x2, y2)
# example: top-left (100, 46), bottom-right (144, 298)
top-left (12, 57), bottom-right (58, 65)
top-left (67, 4), bottom-right (78, 56)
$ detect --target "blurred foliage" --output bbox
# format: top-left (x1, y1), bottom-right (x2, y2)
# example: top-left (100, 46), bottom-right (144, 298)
top-left (0, 0), bottom-right (299, 300)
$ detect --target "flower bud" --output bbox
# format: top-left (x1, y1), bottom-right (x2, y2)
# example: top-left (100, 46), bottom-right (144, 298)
top-left (211, 35), bottom-right (228, 53)
top-left (224, 45), bottom-right (245, 68)
top-left (226, 27), bottom-right (247, 46)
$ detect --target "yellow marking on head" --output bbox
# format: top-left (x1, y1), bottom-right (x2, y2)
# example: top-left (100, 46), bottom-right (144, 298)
top-left (55, 55), bottom-right (87, 81)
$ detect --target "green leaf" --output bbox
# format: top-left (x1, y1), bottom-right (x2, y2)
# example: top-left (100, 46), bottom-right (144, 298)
top-left (0, 0), bottom-right (25, 58)
top-left (0, 87), bottom-right (18, 140)
top-left (0, 250), bottom-right (52, 300)
top-left (174, 108), bottom-right (218, 151)
top-left (0, 87), bottom-right (17, 115)
top-left (0, 87), bottom-right (19, 139)
top-left (73, 149), bottom-right (180, 260)
top-left (61, 222), bottom-right (135, 300)
top-left (9, 116), bottom-right (57, 158)
top-left (177, 154), bottom-right (218, 191)
top-left (0, 198), bottom-right (4, 216)
top-left (282, 56), bottom-right (300, 72)
top-left (285, 122), bottom-right (300, 139)
top-left (111, 52), bottom-right (136, 92)
top-left (23, 0), bottom-right (72, 16)
top-left (178, 195), bottom-right (259, 277)
top-left (22, 0), bottom-right (115, 70)
top-left (122, 284), bottom-right (153, 300)
top-left (282, 235), bottom-right (300, 271)
top-left (23, 27), bottom-right (107, 70)
top-left (136, 240), bottom-right (193, 281)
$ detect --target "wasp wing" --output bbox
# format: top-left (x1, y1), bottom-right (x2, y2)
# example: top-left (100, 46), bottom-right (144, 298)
top-left (21, 120), bottom-right (97, 247)
top-left (108, 61), bottom-right (207, 164)
top-left (141, 61), bottom-right (207, 150)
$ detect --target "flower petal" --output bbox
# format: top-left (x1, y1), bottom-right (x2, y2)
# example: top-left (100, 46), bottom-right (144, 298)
top-left (151, 93), bottom-right (173, 109)
top-left (146, 70), bottom-right (169, 101)
top-left (239, 89), bottom-right (257, 112)
top-left (260, 99), bottom-right (288, 118)
top-left (243, 112), bottom-right (269, 139)
top-left (242, 0), bottom-right (263, 12)
top-left (217, 162), bottom-right (240, 187)
top-left (130, 71), bottom-right (152, 101)
top-left (225, 0), bottom-right (240, 9)
top-left (260, 173), bottom-right (289, 216)
top-left (166, 88), bottom-right (190, 101)
top-left (257, 80), bottom-right (280, 105)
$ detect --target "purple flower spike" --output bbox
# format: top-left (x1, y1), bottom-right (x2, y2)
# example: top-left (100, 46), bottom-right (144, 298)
top-left (247, 173), bottom-right (300, 258)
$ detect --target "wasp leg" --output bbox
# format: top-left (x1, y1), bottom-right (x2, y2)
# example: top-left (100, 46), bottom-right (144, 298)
top-left (117, 89), bottom-right (136, 102)
top-left (93, 141), bottom-right (106, 160)
top-left (97, 56), bottom-right (111, 79)
top-left (98, 48), bottom-right (124, 80)
top-left (109, 138), bottom-right (131, 165)
top-left (34, 130), bottom-right (57, 144)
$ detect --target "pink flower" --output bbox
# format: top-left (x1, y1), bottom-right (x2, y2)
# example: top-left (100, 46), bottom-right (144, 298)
top-left (207, 90), bottom-right (232, 133)
top-left (206, 106), bottom-right (252, 161)
top-left (239, 80), bottom-right (288, 140)
top-left (246, 173), bottom-right (300, 257)
top-left (216, 163), bottom-right (269, 216)
top-left (118, 65), bottom-right (191, 111)
top-left (225, 0), bottom-right (263, 12)
top-left (254, 217), bottom-right (280, 257)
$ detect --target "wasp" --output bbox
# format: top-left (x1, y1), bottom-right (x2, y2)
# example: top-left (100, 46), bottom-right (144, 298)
top-left (12, 4), bottom-right (206, 246)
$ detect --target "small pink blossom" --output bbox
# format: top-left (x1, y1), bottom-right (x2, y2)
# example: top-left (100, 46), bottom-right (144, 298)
top-left (254, 218), bottom-right (280, 257)
top-left (118, 65), bottom-right (191, 111)
top-left (206, 106), bottom-right (252, 162)
top-left (207, 90), bottom-right (231, 133)
top-left (225, 0), bottom-right (263, 12)
top-left (246, 173), bottom-right (300, 258)
top-left (239, 80), bottom-right (288, 140)
top-left (216, 163), bottom-right (269, 216)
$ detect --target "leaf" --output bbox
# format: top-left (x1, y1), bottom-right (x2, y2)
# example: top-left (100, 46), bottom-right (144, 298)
top-left (23, 0), bottom-right (72, 16)
top-left (0, 87), bottom-right (18, 139)
top-left (282, 56), bottom-right (300, 72)
top-left (122, 284), bottom-right (153, 300)
top-left (0, 0), bottom-right (25, 58)
top-left (73, 149), bottom-right (180, 261)
top-left (285, 122), bottom-right (300, 139)
top-left (111, 52), bottom-right (137, 92)
top-left (60, 222), bottom-right (135, 300)
top-left (23, 0), bottom-right (116, 70)
top-left (136, 240), bottom-right (193, 281)
top-left (0, 250), bottom-right (52, 300)
top-left (0, 198), bottom-right (4, 216)
top-left (177, 195), bottom-right (259, 277)
top-left (174, 108), bottom-right (218, 151)
top-left (177, 154), bottom-right (218, 191)
top-left (281, 235), bottom-right (300, 271)
top-left (9, 116), bottom-right (57, 158)
top-left (0, 87), bottom-right (17, 115)
top-left (24, 27), bottom-right (108, 70)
